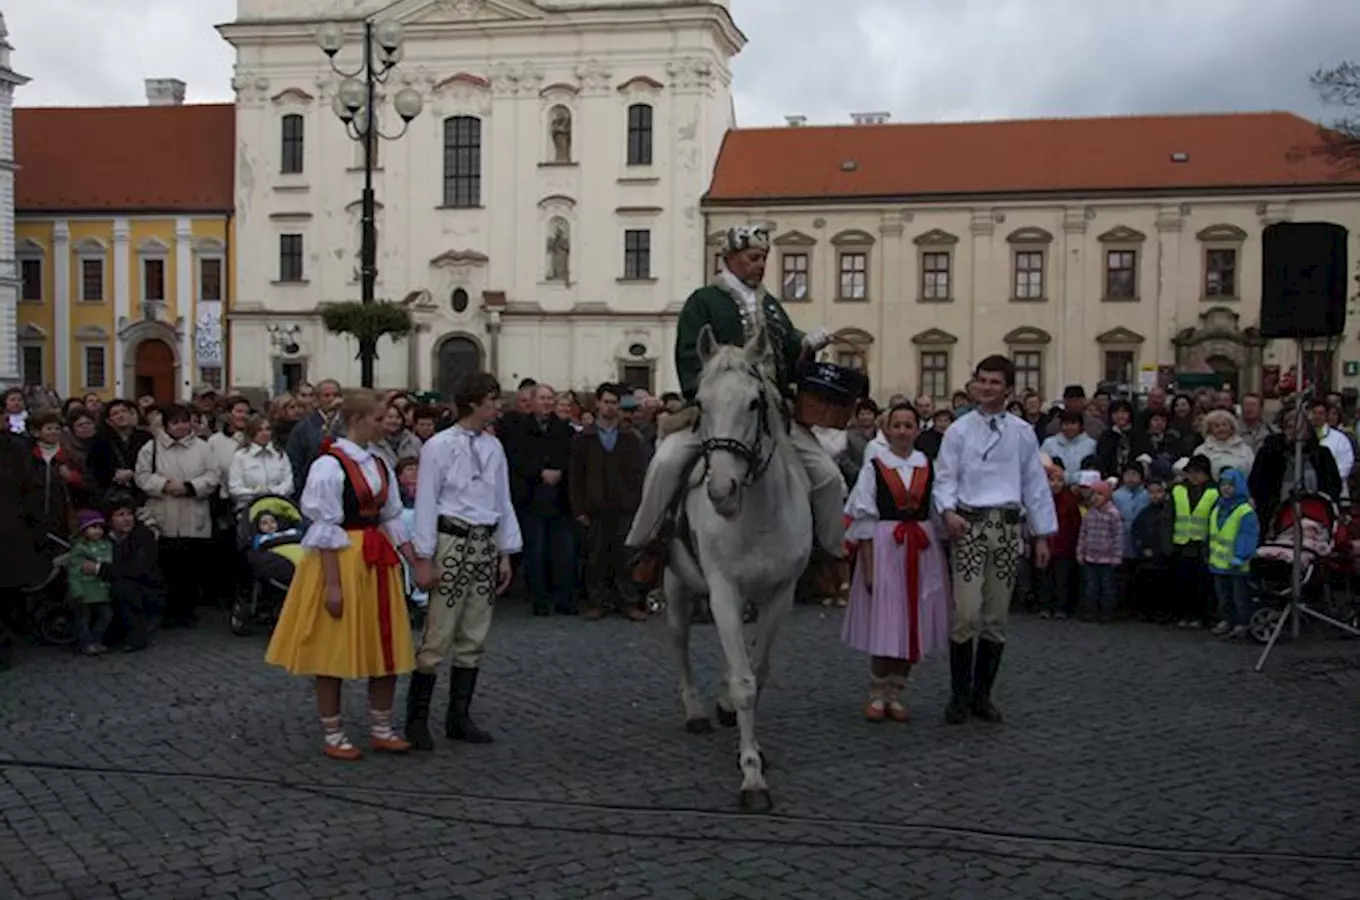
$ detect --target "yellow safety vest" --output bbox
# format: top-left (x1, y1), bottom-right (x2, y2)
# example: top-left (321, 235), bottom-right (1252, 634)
top-left (1208, 504), bottom-right (1252, 572)
top-left (1172, 485), bottom-right (1219, 544)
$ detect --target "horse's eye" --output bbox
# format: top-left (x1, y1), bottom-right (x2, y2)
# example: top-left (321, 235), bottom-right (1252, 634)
top-left (748, 398), bottom-right (760, 411)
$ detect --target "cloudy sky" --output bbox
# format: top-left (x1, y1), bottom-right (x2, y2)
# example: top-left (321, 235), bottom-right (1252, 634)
top-left (8, 0), bottom-right (1360, 127)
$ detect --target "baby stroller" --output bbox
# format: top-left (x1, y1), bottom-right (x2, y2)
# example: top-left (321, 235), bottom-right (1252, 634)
top-left (230, 495), bottom-right (307, 636)
top-left (23, 532), bottom-right (77, 646)
top-left (1247, 492), bottom-right (1339, 643)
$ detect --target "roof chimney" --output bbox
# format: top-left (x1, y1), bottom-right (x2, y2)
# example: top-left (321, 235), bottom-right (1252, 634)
top-left (785, 115), bottom-right (807, 127)
top-left (145, 78), bottom-right (186, 107)
top-left (850, 111), bottom-right (890, 125)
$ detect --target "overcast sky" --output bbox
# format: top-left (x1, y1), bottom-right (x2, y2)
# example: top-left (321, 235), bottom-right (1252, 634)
top-left (7, 0), bottom-right (1360, 127)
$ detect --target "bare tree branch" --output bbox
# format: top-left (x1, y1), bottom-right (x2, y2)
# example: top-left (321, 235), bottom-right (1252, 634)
top-left (1311, 62), bottom-right (1360, 168)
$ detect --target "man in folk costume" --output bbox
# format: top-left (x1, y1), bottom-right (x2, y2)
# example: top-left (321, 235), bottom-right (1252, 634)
top-left (625, 224), bottom-right (847, 588)
top-left (933, 355), bottom-right (1057, 724)
top-left (405, 372), bottom-right (521, 751)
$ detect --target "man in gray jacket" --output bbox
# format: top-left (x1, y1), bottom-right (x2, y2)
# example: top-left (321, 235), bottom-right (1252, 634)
top-left (284, 378), bottom-right (345, 496)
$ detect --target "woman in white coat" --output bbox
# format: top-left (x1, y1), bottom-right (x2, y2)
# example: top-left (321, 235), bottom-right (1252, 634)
top-left (228, 415), bottom-right (294, 507)
top-left (1191, 409), bottom-right (1257, 480)
top-left (134, 404), bottom-right (219, 627)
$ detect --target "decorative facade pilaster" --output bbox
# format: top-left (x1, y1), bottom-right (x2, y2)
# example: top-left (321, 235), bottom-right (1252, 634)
top-left (0, 12), bottom-right (29, 387)
top-left (52, 221), bottom-right (70, 396)
top-left (175, 217), bottom-right (194, 400)
top-left (112, 218), bottom-right (130, 396)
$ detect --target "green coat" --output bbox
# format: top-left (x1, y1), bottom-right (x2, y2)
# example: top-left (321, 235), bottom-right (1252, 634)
top-left (67, 537), bottom-right (112, 606)
top-left (674, 282), bottom-right (805, 402)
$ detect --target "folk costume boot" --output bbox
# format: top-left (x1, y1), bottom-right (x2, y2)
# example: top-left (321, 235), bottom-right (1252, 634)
top-left (446, 666), bottom-right (494, 744)
top-left (404, 671), bottom-right (438, 752)
top-left (971, 639), bottom-right (1005, 723)
top-left (944, 640), bottom-right (974, 725)
top-left (368, 708), bottom-right (411, 754)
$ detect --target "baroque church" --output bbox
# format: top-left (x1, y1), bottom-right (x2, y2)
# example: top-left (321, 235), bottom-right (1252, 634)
top-left (221, 0), bottom-right (742, 397)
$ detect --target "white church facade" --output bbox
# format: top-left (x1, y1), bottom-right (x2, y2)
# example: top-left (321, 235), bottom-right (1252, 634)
top-left (219, 0), bottom-right (743, 397)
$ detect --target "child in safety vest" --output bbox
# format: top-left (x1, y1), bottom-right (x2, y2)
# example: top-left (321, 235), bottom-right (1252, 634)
top-left (1207, 467), bottom-right (1259, 639)
top-left (1170, 454), bottom-right (1217, 628)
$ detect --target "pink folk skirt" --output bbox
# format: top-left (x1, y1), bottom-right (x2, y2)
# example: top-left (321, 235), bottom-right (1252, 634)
top-left (842, 519), bottom-right (951, 662)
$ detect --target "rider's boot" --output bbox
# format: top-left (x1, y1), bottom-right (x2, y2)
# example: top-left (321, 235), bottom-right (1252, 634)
top-left (628, 542), bottom-right (665, 590)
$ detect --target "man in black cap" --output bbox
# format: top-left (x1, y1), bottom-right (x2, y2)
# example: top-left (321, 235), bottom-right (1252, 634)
top-left (1047, 385), bottom-right (1105, 440)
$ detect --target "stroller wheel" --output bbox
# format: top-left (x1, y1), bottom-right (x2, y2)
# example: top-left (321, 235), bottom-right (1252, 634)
top-left (229, 596), bottom-right (252, 637)
top-left (35, 603), bottom-right (76, 647)
top-left (1249, 607), bottom-right (1283, 644)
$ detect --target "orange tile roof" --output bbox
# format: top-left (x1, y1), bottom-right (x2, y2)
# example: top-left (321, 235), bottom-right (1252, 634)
top-left (14, 104), bottom-right (235, 214)
top-left (705, 111), bottom-right (1360, 204)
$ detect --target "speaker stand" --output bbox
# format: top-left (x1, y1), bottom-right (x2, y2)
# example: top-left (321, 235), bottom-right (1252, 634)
top-left (1254, 339), bottom-right (1360, 672)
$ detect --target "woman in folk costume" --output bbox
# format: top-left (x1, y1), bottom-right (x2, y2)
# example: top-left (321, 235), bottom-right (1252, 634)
top-left (266, 390), bottom-right (419, 760)
top-left (842, 403), bottom-right (951, 721)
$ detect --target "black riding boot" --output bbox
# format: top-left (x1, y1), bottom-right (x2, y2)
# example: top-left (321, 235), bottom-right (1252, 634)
top-left (971, 639), bottom-right (1005, 723)
top-left (446, 666), bottom-right (494, 744)
top-left (404, 671), bottom-right (437, 751)
top-left (944, 640), bottom-right (973, 725)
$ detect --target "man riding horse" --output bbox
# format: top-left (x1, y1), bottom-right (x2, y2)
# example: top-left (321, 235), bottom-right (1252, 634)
top-left (627, 225), bottom-right (856, 589)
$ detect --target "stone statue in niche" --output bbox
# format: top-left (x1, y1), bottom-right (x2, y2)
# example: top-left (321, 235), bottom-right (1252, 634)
top-left (550, 107), bottom-right (572, 162)
top-left (546, 223), bottom-right (570, 282)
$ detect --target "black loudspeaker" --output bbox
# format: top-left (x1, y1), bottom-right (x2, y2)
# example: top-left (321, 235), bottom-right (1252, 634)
top-left (1259, 222), bottom-right (1349, 339)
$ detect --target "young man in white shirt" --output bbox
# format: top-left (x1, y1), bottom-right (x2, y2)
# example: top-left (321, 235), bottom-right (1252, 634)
top-left (934, 355), bottom-right (1058, 725)
top-left (405, 372), bottom-right (522, 751)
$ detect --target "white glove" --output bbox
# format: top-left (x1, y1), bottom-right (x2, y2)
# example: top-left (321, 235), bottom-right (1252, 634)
top-left (803, 327), bottom-right (832, 352)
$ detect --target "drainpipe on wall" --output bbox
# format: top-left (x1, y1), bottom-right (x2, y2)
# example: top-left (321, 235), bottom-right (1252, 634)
top-left (701, 207), bottom-right (711, 284)
top-left (224, 211), bottom-right (233, 390)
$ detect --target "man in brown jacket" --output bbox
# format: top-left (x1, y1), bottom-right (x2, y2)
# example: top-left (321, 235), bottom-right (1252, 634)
top-left (570, 383), bottom-right (649, 621)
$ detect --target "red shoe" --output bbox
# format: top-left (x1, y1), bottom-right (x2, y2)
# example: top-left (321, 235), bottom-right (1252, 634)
top-left (323, 742), bottom-right (363, 761)
top-left (863, 697), bottom-right (887, 722)
top-left (371, 735), bottom-right (411, 754)
top-left (886, 700), bottom-right (911, 723)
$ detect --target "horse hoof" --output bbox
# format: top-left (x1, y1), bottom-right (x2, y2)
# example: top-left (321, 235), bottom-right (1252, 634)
top-left (716, 705), bottom-right (737, 728)
top-left (685, 717), bottom-right (715, 735)
top-left (739, 788), bottom-right (774, 813)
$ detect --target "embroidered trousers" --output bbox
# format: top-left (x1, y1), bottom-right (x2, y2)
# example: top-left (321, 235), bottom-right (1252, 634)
top-left (415, 525), bottom-right (499, 672)
top-left (949, 508), bottom-right (1021, 644)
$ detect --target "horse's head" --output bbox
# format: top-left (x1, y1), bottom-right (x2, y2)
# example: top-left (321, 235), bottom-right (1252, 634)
top-left (694, 324), bottom-right (774, 519)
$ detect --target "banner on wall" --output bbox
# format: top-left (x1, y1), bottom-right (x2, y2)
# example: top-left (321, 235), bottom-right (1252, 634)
top-left (195, 301), bottom-right (223, 367)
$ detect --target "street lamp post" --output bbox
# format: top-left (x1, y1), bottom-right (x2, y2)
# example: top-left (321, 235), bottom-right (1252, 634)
top-left (317, 19), bottom-right (424, 388)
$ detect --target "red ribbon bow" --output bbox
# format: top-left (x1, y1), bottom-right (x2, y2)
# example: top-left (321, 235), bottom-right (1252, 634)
top-left (891, 520), bottom-right (929, 663)
top-left (360, 527), bottom-right (400, 674)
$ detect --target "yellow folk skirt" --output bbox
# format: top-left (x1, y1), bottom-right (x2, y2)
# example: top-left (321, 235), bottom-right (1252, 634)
top-left (265, 530), bottom-right (414, 680)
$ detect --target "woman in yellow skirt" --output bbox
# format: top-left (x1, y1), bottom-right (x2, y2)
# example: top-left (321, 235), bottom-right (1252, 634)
top-left (266, 390), bottom-right (419, 760)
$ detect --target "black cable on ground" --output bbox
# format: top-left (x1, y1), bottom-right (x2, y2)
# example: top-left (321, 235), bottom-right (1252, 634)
top-left (1, 754), bottom-right (1355, 887)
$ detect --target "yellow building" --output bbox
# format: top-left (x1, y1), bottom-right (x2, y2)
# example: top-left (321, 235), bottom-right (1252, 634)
top-left (14, 89), bottom-right (234, 403)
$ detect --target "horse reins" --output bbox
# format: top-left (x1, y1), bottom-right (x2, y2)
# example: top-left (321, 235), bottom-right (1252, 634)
top-left (694, 364), bottom-right (778, 485)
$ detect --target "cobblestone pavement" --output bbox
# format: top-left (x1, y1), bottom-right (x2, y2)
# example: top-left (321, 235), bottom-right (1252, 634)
top-left (1, 603), bottom-right (1357, 900)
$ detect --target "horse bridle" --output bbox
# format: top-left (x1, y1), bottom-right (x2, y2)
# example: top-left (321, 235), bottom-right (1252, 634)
top-left (694, 364), bottom-right (780, 485)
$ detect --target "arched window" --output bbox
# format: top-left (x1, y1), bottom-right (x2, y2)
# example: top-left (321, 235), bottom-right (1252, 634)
top-left (442, 116), bottom-right (482, 208)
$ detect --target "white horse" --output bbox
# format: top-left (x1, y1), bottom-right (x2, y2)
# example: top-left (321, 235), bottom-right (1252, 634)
top-left (664, 324), bottom-right (812, 813)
